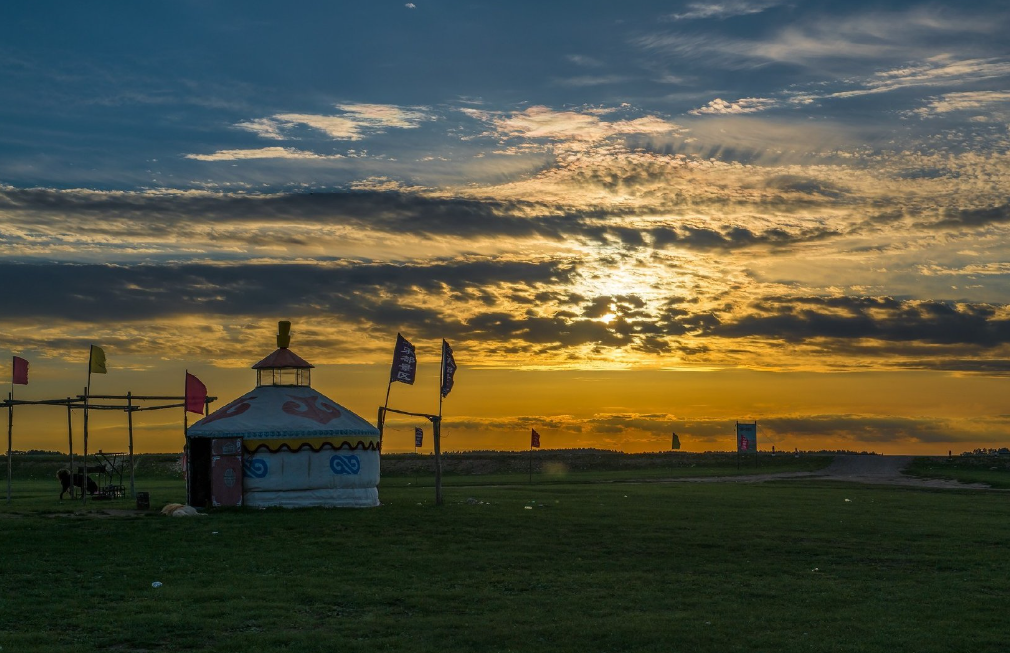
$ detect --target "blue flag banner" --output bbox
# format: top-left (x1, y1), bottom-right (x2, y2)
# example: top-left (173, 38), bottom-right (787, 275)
top-left (441, 339), bottom-right (457, 398)
top-left (390, 333), bottom-right (417, 385)
top-left (415, 427), bottom-right (423, 448)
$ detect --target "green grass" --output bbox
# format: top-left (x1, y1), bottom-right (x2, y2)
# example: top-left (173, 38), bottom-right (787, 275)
top-left (905, 456), bottom-right (1010, 488)
top-left (381, 451), bottom-right (832, 487)
top-left (1, 460), bottom-right (1008, 652)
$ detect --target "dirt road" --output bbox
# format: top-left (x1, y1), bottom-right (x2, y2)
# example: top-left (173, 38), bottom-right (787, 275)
top-left (668, 455), bottom-right (991, 489)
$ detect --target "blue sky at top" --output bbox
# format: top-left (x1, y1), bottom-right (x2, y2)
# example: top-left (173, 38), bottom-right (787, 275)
top-left (3, 1), bottom-right (1007, 189)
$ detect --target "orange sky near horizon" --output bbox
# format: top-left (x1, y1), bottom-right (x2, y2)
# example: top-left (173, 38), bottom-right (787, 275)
top-left (6, 340), bottom-right (1008, 456)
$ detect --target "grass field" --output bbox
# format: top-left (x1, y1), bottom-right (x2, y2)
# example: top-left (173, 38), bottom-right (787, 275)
top-left (906, 455), bottom-right (1010, 489)
top-left (1, 454), bottom-right (1008, 652)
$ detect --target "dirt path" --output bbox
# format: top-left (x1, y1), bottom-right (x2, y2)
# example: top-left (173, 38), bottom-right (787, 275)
top-left (665, 455), bottom-right (992, 490)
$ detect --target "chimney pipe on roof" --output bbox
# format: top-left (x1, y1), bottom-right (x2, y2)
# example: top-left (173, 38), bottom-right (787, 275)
top-left (277, 321), bottom-right (291, 349)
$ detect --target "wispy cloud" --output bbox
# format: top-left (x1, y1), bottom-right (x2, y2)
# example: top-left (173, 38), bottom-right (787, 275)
top-left (477, 106), bottom-right (683, 143)
top-left (919, 262), bottom-right (1010, 276)
top-left (668, 0), bottom-right (783, 21)
top-left (689, 97), bottom-right (778, 115)
top-left (556, 75), bottom-right (631, 88)
top-left (236, 102), bottom-right (432, 141)
top-left (185, 147), bottom-right (345, 161)
top-left (638, 7), bottom-right (1009, 70)
top-left (912, 90), bottom-right (1010, 117)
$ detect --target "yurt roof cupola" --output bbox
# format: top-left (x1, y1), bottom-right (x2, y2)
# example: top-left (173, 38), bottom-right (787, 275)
top-left (252, 321), bottom-right (314, 388)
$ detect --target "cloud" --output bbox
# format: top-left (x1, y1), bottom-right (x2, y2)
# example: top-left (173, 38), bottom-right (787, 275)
top-left (918, 262), bottom-right (1010, 277)
top-left (638, 8), bottom-right (1008, 70)
top-left (912, 90), bottom-right (1010, 117)
top-left (689, 97), bottom-right (778, 115)
top-left (235, 103), bottom-right (432, 142)
top-left (556, 75), bottom-right (632, 88)
top-left (926, 204), bottom-right (1010, 230)
top-left (479, 106), bottom-right (683, 143)
top-left (668, 0), bottom-right (782, 21)
top-left (709, 295), bottom-right (1010, 347)
top-left (821, 58), bottom-right (1010, 100)
top-left (405, 2), bottom-right (416, 8)
top-left (185, 147), bottom-right (345, 161)
top-left (0, 259), bottom-right (576, 324)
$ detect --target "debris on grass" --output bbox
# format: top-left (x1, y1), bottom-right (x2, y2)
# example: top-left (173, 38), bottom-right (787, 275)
top-left (151, 581), bottom-right (163, 588)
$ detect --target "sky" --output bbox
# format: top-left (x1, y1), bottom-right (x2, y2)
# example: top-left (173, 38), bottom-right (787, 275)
top-left (2, 0), bottom-right (1009, 454)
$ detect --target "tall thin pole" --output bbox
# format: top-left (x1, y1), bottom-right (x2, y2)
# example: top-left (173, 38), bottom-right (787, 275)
top-left (7, 358), bottom-right (12, 503)
top-left (529, 439), bottom-right (533, 485)
top-left (380, 381), bottom-right (392, 449)
top-left (183, 372), bottom-right (190, 506)
top-left (433, 417), bottom-right (442, 506)
top-left (127, 391), bottom-right (135, 499)
top-left (7, 389), bottom-right (13, 503)
top-left (84, 345), bottom-right (93, 505)
top-left (67, 400), bottom-right (74, 499)
top-left (433, 342), bottom-right (445, 506)
top-left (83, 385), bottom-right (89, 504)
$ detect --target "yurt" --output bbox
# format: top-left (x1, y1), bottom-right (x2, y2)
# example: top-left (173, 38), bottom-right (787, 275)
top-left (185, 322), bottom-right (381, 508)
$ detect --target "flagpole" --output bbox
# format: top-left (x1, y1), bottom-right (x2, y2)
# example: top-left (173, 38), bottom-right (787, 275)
top-left (183, 370), bottom-right (188, 437)
top-left (433, 341), bottom-right (445, 506)
top-left (67, 399), bottom-right (74, 499)
top-left (528, 435), bottom-right (533, 485)
top-left (7, 358), bottom-right (13, 502)
top-left (380, 380), bottom-right (392, 448)
top-left (127, 390), bottom-right (135, 500)
top-left (438, 341), bottom-right (444, 422)
top-left (83, 346), bottom-right (93, 505)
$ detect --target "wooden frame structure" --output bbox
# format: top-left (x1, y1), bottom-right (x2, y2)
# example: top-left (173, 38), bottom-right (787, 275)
top-left (4, 392), bottom-right (215, 503)
top-left (378, 406), bottom-right (443, 505)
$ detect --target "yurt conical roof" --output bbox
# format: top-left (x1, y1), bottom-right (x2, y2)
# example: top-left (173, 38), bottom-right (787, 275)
top-left (188, 322), bottom-right (379, 439)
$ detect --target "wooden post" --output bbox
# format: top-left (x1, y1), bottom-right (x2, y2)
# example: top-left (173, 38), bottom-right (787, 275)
top-left (67, 400), bottom-right (74, 499)
top-left (529, 440), bottom-right (533, 485)
top-left (433, 417), bottom-right (442, 506)
top-left (6, 391), bottom-right (12, 503)
top-left (436, 343), bottom-right (445, 506)
top-left (82, 385), bottom-right (89, 504)
top-left (127, 391), bottom-right (135, 499)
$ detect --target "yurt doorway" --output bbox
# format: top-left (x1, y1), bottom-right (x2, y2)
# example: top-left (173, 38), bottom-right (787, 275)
top-left (187, 438), bottom-right (212, 507)
top-left (187, 436), bottom-right (244, 508)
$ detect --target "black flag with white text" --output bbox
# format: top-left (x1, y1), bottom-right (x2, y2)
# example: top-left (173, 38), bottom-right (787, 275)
top-left (390, 333), bottom-right (417, 385)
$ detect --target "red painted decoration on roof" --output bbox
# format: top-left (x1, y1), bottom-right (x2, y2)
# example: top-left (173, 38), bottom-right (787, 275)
top-left (282, 395), bottom-right (342, 424)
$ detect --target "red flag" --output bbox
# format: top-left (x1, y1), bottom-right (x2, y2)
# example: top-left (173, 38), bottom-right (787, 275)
top-left (12, 356), bottom-right (29, 385)
top-left (531, 428), bottom-right (540, 449)
top-left (185, 372), bottom-right (207, 415)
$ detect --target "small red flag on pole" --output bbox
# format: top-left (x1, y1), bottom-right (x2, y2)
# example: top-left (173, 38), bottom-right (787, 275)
top-left (12, 357), bottom-right (29, 385)
top-left (531, 428), bottom-right (540, 449)
top-left (185, 372), bottom-right (207, 415)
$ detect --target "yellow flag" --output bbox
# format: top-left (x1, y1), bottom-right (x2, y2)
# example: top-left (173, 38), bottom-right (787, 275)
top-left (89, 345), bottom-right (108, 374)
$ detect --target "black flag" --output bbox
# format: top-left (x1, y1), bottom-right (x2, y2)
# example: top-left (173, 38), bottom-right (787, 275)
top-left (441, 339), bottom-right (457, 398)
top-left (415, 427), bottom-right (423, 448)
top-left (390, 333), bottom-right (417, 385)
